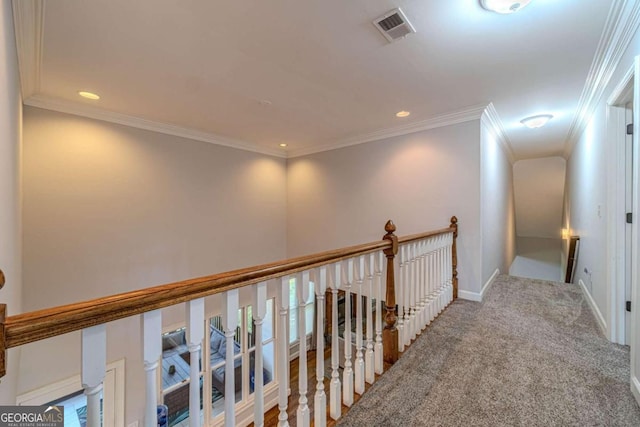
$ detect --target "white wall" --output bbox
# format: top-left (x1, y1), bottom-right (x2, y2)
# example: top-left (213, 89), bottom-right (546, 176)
top-left (564, 18), bottom-right (640, 343)
top-left (286, 121), bottom-right (483, 294)
top-left (514, 157), bottom-right (566, 239)
top-left (480, 114), bottom-right (516, 287)
top-left (20, 107), bottom-right (287, 423)
top-left (564, 103), bottom-right (610, 326)
top-left (0, 0), bottom-right (23, 404)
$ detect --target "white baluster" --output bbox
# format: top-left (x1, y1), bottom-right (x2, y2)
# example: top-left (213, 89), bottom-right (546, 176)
top-left (342, 258), bottom-right (354, 406)
top-left (329, 263), bottom-right (342, 420)
top-left (406, 245), bottom-right (412, 344)
top-left (439, 237), bottom-right (446, 313)
top-left (427, 240), bottom-right (435, 324)
top-left (449, 233), bottom-right (454, 303)
top-left (142, 310), bottom-right (162, 427)
top-left (420, 241), bottom-right (428, 330)
top-left (374, 251), bottom-right (384, 375)
top-left (253, 282), bottom-right (267, 427)
top-left (82, 325), bottom-right (106, 427)
top-left (435, 238), bottom-right (441, 312)
top-left (435, 238), bottom-right (442, 315)
top-left (222, 290), bottom-right (239, 427)
top-left (354, 256), bottom-right (365, 395)
top-left (397, 246), bottom-right (405, 352)
top-left (410, 243), bottom-right (418, 342)
top-left (365, 253), bottom-right (375, 384)
top-left (314, 267), bottom-right (327, 427)
top-left (403, 244), bottom-right (415, 346)
top-left (444, 235), bottom-right (450, 304)
top-left (186, 298), bottom-right (204, 427)
top-left (278, 277), bottom-right (290, 427)
top-left (416, 241), bottom-right (424, 332)
top-left (297, 271), bottom-right (311, 427)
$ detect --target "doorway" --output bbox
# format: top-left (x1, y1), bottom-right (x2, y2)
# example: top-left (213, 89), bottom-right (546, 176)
top-left (607, 66), bottom-right (634, 346)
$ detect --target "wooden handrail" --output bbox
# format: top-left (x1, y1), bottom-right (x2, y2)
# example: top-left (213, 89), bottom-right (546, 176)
top-left (3, 240), bottom-right (387, 349)
top-left (0, 218), bottom-right (458, 377)
top-left (397, 226), bottom-right (455, 244)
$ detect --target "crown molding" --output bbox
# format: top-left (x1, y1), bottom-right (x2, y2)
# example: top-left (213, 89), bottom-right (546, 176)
top-left (482, 103), bottom-right (516, 164)
top-left (24, 95), bottom-right (287, 158)
top-left (564, 0), bottom-right (640, 157)
top-left (11, 0), bottom-right (44, 99)
top-left (287, 104), bottom-right (487, 158)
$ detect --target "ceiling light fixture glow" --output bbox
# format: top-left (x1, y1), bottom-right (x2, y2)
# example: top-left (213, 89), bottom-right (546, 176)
top-left (520, 114), bottom-right (553, 129)
top-left (396, 110), bottom-right (411, 118)
top-left (279, 143), bottom-right (288, 147)
top-left (78, 91), bottom-right (100, 100)
top-left (480, 0), bottom-right (532, 14)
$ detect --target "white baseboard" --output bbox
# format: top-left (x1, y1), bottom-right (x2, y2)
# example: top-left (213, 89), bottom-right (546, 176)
top-left (632, 376), bottom-right (640, 407)
top-left (458, 268), bottom-right (500, 303)
top-left (578, 279), bottom-right (607, 336)
top-left (458, 290), bottom-right (482, 302)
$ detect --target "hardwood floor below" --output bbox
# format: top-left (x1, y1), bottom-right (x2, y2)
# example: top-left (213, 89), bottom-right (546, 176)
top-left (258, 349), bottom-right (389, 426)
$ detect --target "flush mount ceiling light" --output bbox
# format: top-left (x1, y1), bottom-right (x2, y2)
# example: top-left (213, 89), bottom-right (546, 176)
top-left (520, 114), bottom-right (553, 128)
top-left (480, 0), bottom-right (532, 14)
top-left (396, 110), bottom-right (411, 118)
top-left (78, 91), bottom-right (100, 100)
top-left (279, 143), bottom-right (288, 147)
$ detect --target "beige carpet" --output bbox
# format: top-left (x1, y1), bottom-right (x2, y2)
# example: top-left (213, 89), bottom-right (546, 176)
top-left (337, 275), bottom-right (640, 426)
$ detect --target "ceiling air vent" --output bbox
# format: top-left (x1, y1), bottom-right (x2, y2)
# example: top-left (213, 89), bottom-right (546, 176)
top-left (373, 8), bottom-right (416, 43)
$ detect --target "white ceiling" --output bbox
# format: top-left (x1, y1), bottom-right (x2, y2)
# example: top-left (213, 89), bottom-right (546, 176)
top-left (14, 0), bottom-right (617, 160)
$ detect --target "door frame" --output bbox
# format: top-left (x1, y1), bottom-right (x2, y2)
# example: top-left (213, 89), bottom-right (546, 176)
top-left (606, 64), bottom-right (634, 345)
top-left (16, 359), bottom-right (125, 427)
top-left (631, 56), bottom-right (640, 405)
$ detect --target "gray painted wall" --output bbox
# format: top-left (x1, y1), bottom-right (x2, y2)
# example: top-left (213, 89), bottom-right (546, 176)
top-left (286, 121), bottom-right (483, 294)
top-left (20, 107), bottom-right (288, 421)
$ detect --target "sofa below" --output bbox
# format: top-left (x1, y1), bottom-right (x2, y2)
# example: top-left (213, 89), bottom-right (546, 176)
top-left (209, 327), bottom-right (242, 394)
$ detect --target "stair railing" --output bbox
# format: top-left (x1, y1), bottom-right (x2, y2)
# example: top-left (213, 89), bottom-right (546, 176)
top-left (0, 217), bottom-right (458, 427)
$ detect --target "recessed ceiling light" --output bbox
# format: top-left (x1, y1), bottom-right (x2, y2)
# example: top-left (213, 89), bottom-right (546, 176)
top-left (520, 114), bottom-right (553, 129)
top-left (480, 0), bottom-right (532, 14)
top-left (78, 91), bottom-right (100, 100)
top-left (279, 143), bottom-right (288, 147)
top-left (396, 111), bottom-right (411, 118)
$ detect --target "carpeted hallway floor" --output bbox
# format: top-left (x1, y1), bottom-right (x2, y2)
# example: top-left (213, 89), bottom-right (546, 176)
top-left (337, 275), bottom-right (640, 427)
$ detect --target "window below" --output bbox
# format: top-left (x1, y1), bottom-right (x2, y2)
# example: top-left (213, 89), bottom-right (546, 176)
top-left (160, 299), bottom-right (276, 426)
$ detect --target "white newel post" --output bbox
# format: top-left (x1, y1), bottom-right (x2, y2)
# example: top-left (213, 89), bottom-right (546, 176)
top-left (142, 310), bottom-right (162, 427)
top-left (354, 256), bottom-right (365, 395)
top-left (329, 263), bottom-right (342, 420)
top-left (297, 271), bottom-right (310, 427)
top-left (186, 298), bottom-right (204, 427)
top-left (314, 267), bottom-right (327, 427)
top-left (374, 251), bottom-right (384, 375)
top-left (365, 253), bottom-right (375, 384)
top-left (222, 290), bottom-right (239, 427)
top-left (278, 277), bottom-right (290, 427)
top-left (253, 282), bottom-right (267, 427)
top-left (342, 258), bottom-right (354, 406)
top-left (81, 325), bottom-right (106, 427)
